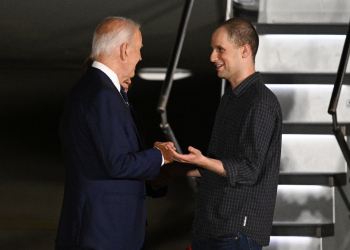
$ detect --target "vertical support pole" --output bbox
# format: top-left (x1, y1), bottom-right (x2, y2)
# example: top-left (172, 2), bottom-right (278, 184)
top-left (157, 0), bottom-right (195, 153)
top-left (221, 0), bottom-right (234, 96)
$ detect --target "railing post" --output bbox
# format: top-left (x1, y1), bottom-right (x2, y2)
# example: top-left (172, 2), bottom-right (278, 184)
top-left (328, 21), bottom-right (350, 169)
top-left (328, 22), bottom-right (350, 115)
top-left (156, 0), bottom-right (195, 153)
top-left (327, 20), bottom-right (350, 216)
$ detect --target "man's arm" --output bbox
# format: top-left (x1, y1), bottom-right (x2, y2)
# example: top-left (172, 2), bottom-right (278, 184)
top-left (168, 101), bottom-right (278, 184)
top-left (168, 146), bottom-right (225, 177)
top-left (165, 161), bottom-right (201, 178)
top-left (146, 161), bottom-right (201, 189)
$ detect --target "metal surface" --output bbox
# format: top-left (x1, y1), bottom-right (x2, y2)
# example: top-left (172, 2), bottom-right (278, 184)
top-left (333, 122), bottom-right (350, 169)
top-left (220, 0), bottom-right (234, 96)
top-left (271, 223), bottom-right (334, 238)
top-left (278, 173), bottom-right (347, 186)
top-left (261, 73), bottom-right (350, 84)
top-left (156, 0), bottom-right (195, 153)
top-left (336, 185), bottom-right (350, 216)
top-left (257, 23), bottom-right (349, 35)
top-left (281, 123), bottom-right (349, 135)
top-left (328, 22), bottom-right (350, 114)
top-left (327, 20), bottom-right (350, 217)
top-left (327, 22), bottom-right (350, 155)
top-left (280, 134), bottom-right (346, 173)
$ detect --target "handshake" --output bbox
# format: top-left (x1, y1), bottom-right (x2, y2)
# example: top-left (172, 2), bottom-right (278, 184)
top-left (150, 141), bottom-right (178, 189)
top-left (154, 141), bottom-right (204, 166)
top-left (153, 141), bottom-right (177, 164)
top-left (149, 141), bottom-right (204, 189)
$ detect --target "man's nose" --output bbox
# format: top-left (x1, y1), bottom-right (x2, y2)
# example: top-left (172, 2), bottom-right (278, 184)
top-left (210, 51), bottom-right (217, 62)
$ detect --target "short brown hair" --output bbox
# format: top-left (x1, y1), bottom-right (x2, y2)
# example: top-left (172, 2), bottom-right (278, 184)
top-left (219, 18), bottom-right (259, 61)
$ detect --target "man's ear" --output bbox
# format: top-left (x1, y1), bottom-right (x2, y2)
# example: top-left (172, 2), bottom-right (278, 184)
top-left (120, 42), bottom-right (129, 61)
top-left (241, 44), bottom-right (251, 59)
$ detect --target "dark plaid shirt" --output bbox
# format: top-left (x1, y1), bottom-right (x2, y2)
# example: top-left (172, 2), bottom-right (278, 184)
top-left (192, 72), bottom-right (282, 246)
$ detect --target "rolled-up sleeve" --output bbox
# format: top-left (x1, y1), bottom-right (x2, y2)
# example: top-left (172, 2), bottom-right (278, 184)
top-left (223, 100), bottom-right (276, 187)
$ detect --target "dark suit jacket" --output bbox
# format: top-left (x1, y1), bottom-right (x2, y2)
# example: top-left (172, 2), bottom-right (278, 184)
top-left (56, 67), bottom-right (162, 250)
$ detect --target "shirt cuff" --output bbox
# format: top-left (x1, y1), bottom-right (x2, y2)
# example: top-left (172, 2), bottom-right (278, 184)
top-left (155, 148), bottom-right (165, 166)
top-left (221, 158), bottom-right (237, 187)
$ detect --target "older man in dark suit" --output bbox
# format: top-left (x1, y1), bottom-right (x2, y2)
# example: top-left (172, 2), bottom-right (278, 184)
top-left (55, 17), bottom-right (173, 250)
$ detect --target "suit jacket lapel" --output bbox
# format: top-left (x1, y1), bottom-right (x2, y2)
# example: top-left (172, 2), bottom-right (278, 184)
top-left (91, 67), bottom-right (143, 149)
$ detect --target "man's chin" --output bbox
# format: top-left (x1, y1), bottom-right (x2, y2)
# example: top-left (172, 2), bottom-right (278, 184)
top-left (217, 71), bottom-right (224, 78)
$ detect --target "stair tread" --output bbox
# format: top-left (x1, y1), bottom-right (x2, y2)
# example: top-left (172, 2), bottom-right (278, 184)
top-left (261, 73), bottom-right (350, 84)
top-left (272, 222), bottom-right (334, 228)
top-left (279, 172), bottom-right (347, 186)
top-left (281, 123), bottom-right (350, 135)
top-left (271, 223), bottom-right (334, 237)
top-left (256, 23), bottom-right (349, 35)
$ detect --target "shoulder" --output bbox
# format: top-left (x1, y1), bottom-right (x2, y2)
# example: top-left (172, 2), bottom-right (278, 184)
top-left (77, 67), bottom-right (116, 95)
top-left (69, 68), bottom-right (122, 112)
top-left (251, 81), bottom-right (281, 108)
top-left (242, 82), bottom-right (282, 122)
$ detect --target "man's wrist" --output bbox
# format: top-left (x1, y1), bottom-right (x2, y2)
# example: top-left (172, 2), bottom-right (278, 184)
top-left (155, 147), bottom-right (165, 166)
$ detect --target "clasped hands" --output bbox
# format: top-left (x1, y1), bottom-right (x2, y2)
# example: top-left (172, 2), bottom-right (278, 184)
top-left (153, 142), bottom-right (204, 165)
top-left (149, 142), bottom-right (204, 188)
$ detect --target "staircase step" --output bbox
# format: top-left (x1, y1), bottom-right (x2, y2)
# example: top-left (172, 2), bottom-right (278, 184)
top-left (274, 185), bottom-right (333, 224)
top-left (279, 173), bottom-right (347, 186)
top-left (280, 134), bottom-right (346, 173)
top-left (256, 35), bottom-right (350, 74)
top-left (282, 123), bottom-right (350, 135)
top-left (266, 84), bottom-right (350, 123)
top-left (271, 223), bottom-right (334, 237)
top-left (261, 73), bottom-right (350, 84)
top-left (266, 236), bottom-right (321, 250)
top-left (256, 24), bottom-right (349, 35)
top-left (257, 0), bottom-right (350, 25)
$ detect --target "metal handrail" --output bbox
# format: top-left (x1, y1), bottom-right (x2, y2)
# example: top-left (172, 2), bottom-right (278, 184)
top-left (156, 0), bottom-right (194, 153)
top-left (328, 21), bottom-right (350, 169)
top-left (221, 0), bottom-right (234, 97)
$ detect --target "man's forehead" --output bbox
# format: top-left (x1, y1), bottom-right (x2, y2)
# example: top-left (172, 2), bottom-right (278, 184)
top-left (212, 28), bottom-right (228, 40)
top-left (211, 28), bottom-right (228, 44)
top-left (131, 29), bottom-right (142, 47)
top-left (135, 29), bottom-right (142, 42)
top-left (214, 27), bottom-right (228, 36)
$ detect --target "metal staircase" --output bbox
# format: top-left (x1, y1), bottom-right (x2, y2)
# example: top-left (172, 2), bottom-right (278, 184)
top-left (252, 0), bottom-right (350, 249)
top-left (156, 0), bottom-right (350, 249)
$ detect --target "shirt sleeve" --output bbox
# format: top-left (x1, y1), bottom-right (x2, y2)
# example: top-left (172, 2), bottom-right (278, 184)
top-left (222, 100), bottom-right (276, 187)
top-left (154, 148), bottom-right (165, 166)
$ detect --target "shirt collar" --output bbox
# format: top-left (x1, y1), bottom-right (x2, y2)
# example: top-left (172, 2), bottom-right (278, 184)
top-left (232, 72), bottom-right (260, 97)
top-left (92, 61), bottom-right (121, 92)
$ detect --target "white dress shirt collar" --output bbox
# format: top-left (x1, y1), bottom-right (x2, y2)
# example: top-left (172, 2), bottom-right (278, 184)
top-left (91, 61), bottom-right (121, 92)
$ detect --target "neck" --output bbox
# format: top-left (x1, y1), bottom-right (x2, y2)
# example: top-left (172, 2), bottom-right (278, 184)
top-left (95, 56), bottom-right (122, 77)
top-left (229, 65), bottom-right (255, 89)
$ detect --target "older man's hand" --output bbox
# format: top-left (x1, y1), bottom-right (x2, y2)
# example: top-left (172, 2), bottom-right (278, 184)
top-left (154, 142), bottom-right (175, 164)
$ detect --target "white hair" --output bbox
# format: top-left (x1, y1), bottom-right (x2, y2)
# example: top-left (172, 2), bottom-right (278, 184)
top-left (90, 17), bottom-right (140, 59)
